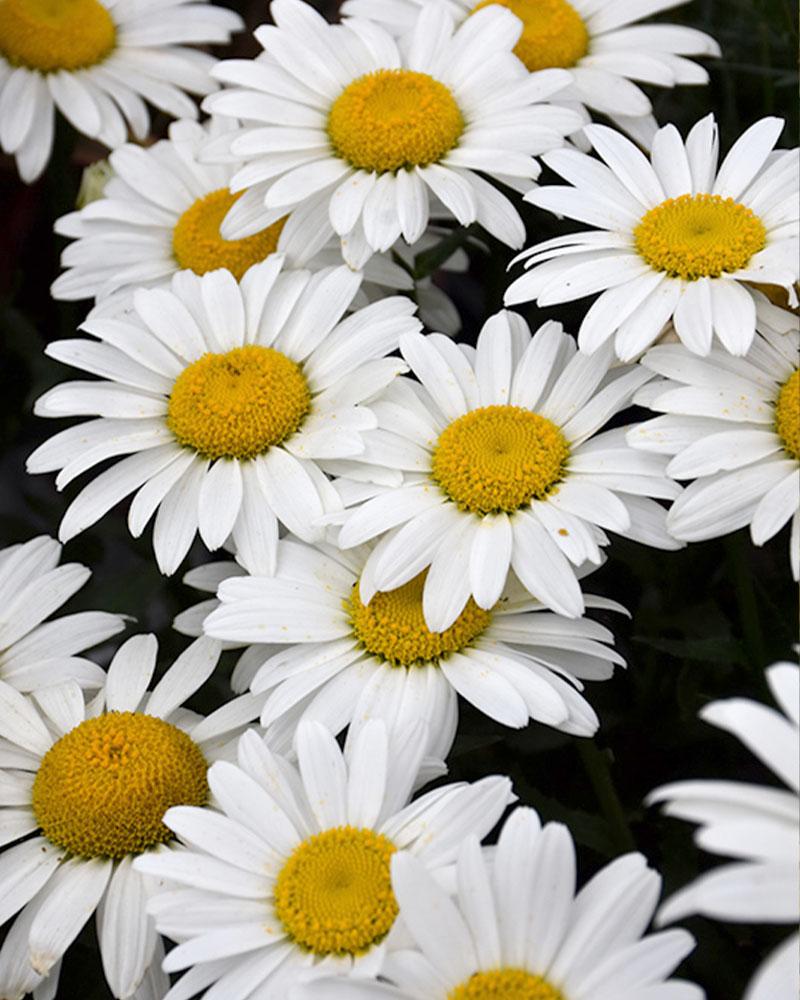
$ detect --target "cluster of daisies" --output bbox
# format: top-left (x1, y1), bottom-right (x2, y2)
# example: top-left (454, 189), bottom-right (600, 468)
top-left (0, 0), bottom-right (798, 998)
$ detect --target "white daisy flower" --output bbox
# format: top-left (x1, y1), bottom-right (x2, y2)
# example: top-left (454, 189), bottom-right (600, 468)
top-left (505, 114), bottom-right (799, 360)
top-left (341, 0), bottom-right (721, 148)
top-left (134, 719), bottom-right (515, 994)
top-left (0, 534), bottom-right (125, 694)
top-left (0, 632), bottom-right (266, 1000)
top-left (199, 536), bottom-right (629, 756)
top-left (333, 312), bottom-right (680, 630)
top-left (298, 805), bottom-right (701, 1000)
top-left (28, 259), bottom-right (419, 576)
top-left (0, 0), bottom-right (242, 183)
top-left (648, 661), bottom-right (799, 1000)
top-left (627, 296), bottom-right (800, 578)
top-left (202, 0), bottom-right (582, 267)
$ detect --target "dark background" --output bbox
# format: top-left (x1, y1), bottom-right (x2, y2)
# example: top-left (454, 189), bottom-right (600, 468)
top-left (0, 0), bottom-right (797, 996)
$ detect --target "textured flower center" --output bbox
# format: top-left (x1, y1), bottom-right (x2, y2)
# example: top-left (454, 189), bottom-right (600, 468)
top-left (348, 571), bottom-right (493, 666)
top-left (472, 0), bottom-right (589, 71)
top-left (0, 0), bottom-right (116, 72)
top-left (172, 189), bottom-right (287, 280)
top-left (327, 69), bottom-right (464, 173)
top-left (449, 969), bottom-right (565, 1000)
top-left (32, 712), bottom-right (208, 859)
top-left (432, 405), bottom-right (569, 514)
top-left (274, 826), bottom-right (397, 956)
top-left (775, 368), bottom-right (800, 461)
top-left (634, 194), bottom-right (767, 281)
top-left (167, 345), bottom-right (311, 460)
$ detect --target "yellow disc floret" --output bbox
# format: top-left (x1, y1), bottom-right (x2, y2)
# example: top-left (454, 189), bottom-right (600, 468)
top-left (634, 194), bottom-right (767, 281)
top-left (172, 189), bottom-right (286, 280)
top-left (274, 826), bottom-right (398, 956)
top-left (432, 405), bottom-right (569, 514)
top-left (0, 0), bottom-right (115, 73)
top-left (328, 69), bottom-right (464, 173)
top-left (472, 0), bottom-right (589, 71)
top-left (167, 345), bottom-right (311, 460)
top-left (32, 712), bottom-right (208, 859)
top-left (449, 969), bottom-right (565, 1000)
top-left (348, 571), bottom-right (493, 667)
top-left (775, 368), bottom-right (800, 461)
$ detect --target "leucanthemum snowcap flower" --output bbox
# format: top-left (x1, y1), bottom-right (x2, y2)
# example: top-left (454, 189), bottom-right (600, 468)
top-left (627, 295), bottom-right (800, 578)
top-left (0, 632), bottom-right (267, 1000)
top-left (0, 534), bottom-right (125, 694)
top-left (28, 259), bottom-right (419, 576)
top-left (341, 0), bottom-right (720, 148)
top-left (202, 0), bottom-right (583, 267)
top-left (300, 805), bottom-right (702, 1000)
top-left (0, 0), bottom-right (242, 183)
top-left (648, 661), bottom-right (799, 1000)
top-left (134, 719), bottom-right (515, 995)
top-left (333, 311), bottom-right (680, 631)
top-left (201, 536), bottom-right (629, 757)
top-left (505, 114), bottom-right (799, 361)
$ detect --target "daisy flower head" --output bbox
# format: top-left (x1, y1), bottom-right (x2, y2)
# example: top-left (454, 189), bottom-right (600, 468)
top-left (202, 0), bottom-right (583, 268)
top-left (0, 534), bottom-right (125, 694)
top-left (505, 114), bottom-right (800, 360)
top-left (299, 805), bottom-right (701, 1000)
top-left (0, 632), bottom-right (267, 1000)
top-left (134, 719), bottom-right (515, 994)
top-left (627, 296), bottom-right (800, 577)
top-left (333, 311), bottom-right (681, 631)
top-left (28, 259), bottom-right (419, 576)
top-left (0, 0), bottom-right (242, 183)
top-left (648, 661), bottom-right (799, 1000)
top-left (341, 0), bottom-right (721, 148)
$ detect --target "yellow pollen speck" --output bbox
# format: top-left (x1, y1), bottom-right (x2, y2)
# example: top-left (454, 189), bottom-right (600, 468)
top-left (775, 368), bottom-right (800, 461)
top-left (634, 193), bottom-right (767, 281)
top-left (327, 68), bottom-right (464, 173)
top-left (0, 0), bottom-right (115, 73)
top-left (432, 404), bottom-right (569, 514)
top-left (172, 189), bottom-right (286, 280)
top-left (167, 345), bottom-right (311, 461)
top-left (347, 571), bottom-right (492, 667)
top-left (32, 711), bottom-right (208, 859)
top-left (274, 826), bottom-right (397, 956)
top-left (472, 0), bottom-right (589, 71)
top-left (448, 968), bottom-right (565, 1000)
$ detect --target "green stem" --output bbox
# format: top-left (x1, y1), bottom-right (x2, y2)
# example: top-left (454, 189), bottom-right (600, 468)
top-left (726, 532), bottom-right (766, 670)
top-left (577, 739), bottom-right (636, 854)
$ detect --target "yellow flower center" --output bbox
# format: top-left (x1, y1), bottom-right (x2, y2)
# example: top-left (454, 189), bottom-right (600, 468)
top-left (166, 345), bottom-right (311, 461)
top-left (472, 0), bottom-right (589, 71)
top-left (432, 405), bottom-right (569, 514)
top-left (0, 0), bottom-right (115, 73)
top-left (634, 194), bottom-right (767, 281)
top-left (172, 189), bottom-right (287, 281)
top-left (327, 69), bottom-right (464, 173)
top-left (274, 826), bottom-right (398, 956)
top-left (449, 969), bottom-right (565, 1000)
top-left (31, 712), bottom-right (208, 859)
top-left (775, 368), bottom-right (800, 461)
top-left (347, 571), bottom-right (493, 667)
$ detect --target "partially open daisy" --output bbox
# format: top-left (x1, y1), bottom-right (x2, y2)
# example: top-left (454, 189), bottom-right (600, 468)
top-left (506, 115), bottom-right (799, 360)
top-left (134, 720), bottom-right (515, 994)
top-left (0, 633), bottom-right (266, 1000)
top-left (299, 805), bottom-right (701, 1000)
top-left (29, 259), bottom-right (418, 576)
top-left (0, 0), bottom-right (242, 182)
top-left (202, 536), bottom-right (628, 756)
top-left (202, 0), bottom-right (581, 267)
top-left (0, 534), bottom-right (125, 694)
top-left (342, 0), bottom-right (720, 148)
top-left (648, 662), bottom-right (799, 1000)
top-left (627, 296), bottom-right (800, 578)
top-left (333, 312), bottom-right (680, 629)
